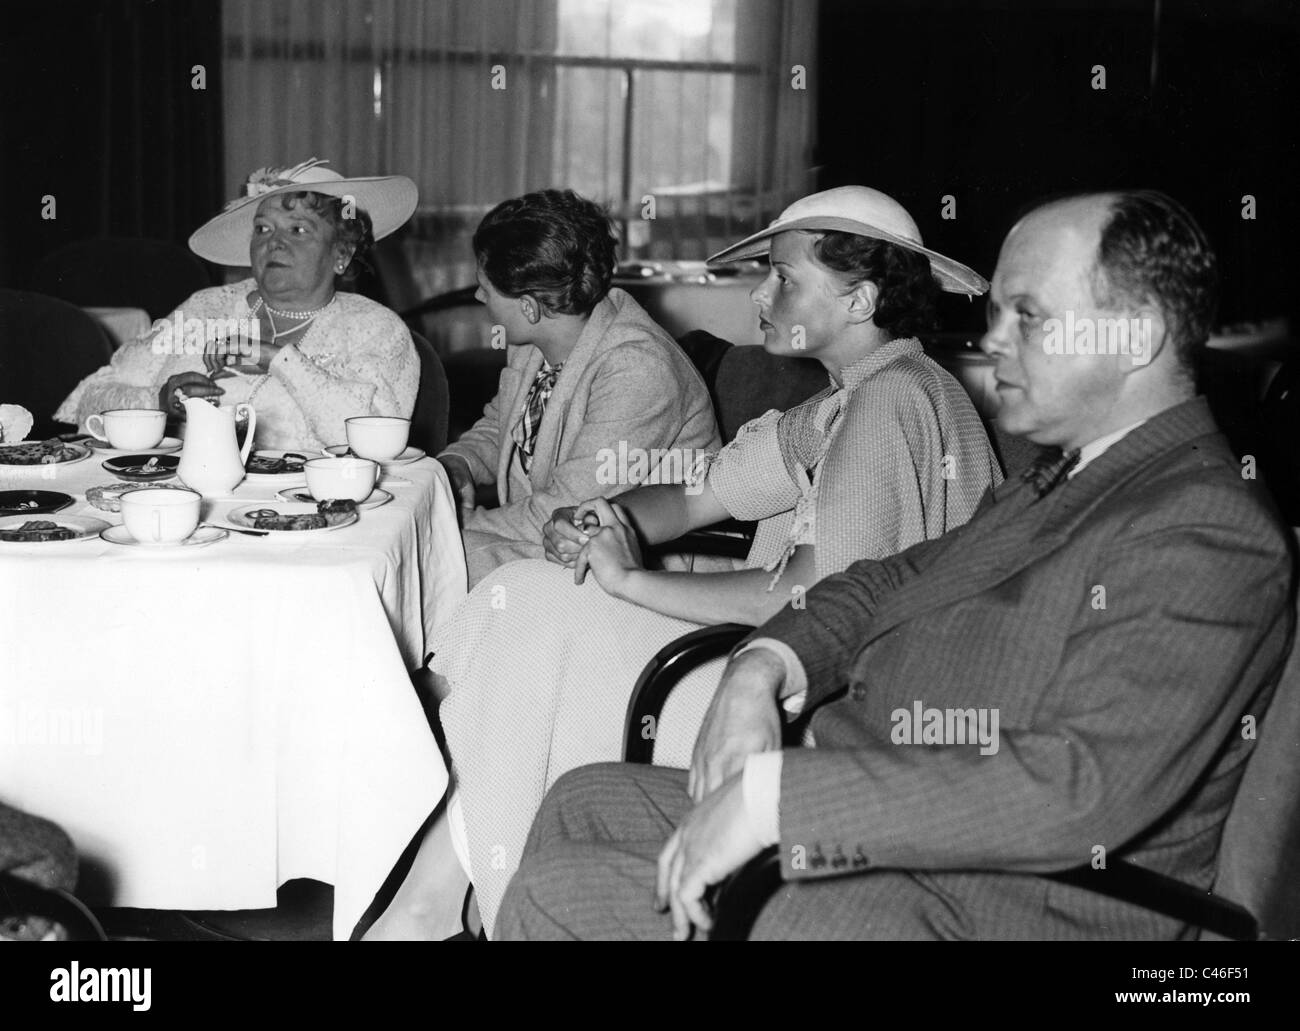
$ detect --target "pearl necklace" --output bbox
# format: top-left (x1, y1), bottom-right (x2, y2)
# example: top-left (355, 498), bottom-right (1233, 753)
top-left (251, 295), bottom-right (334, 346)
top-left (263, 298), bottom-right (334, 319)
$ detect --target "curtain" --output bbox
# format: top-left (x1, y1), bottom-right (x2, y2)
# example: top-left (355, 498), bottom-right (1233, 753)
top-left (0, 0), bottom-right (225, 289)
top-left (222, 0), bottom-right (816, 298)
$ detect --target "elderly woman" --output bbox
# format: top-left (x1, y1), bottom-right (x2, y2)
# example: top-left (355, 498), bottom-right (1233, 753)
top-left (435, 188), bottom-right (719, 585)
top-left (55, 158), bottom-right (419, 449)
top-left (365, 186), bottom-right (1003, 940)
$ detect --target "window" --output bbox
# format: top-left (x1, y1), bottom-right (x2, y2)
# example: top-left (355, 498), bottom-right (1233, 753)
top-left (223, 0), bottom-right (815, 296)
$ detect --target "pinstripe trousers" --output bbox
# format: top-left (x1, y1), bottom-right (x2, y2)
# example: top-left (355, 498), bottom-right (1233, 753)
top-left (494, 763), bottom-right (1008, 941)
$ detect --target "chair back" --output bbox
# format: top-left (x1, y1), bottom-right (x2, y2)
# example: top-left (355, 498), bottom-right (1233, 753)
top-left (1208, 533), bottom-right (1300, 940)
top-left (409, 330), bottom-right (449, 456)
top-left (0, 289), bottom-right (113, 436)
top-left (712, 345), bottom-right (828, 442)
top-left (32, 237), bottom-right (212, 321)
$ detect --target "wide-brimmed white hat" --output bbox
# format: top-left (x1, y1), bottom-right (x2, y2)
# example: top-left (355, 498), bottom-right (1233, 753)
top-left (707, 185), bottom-right (988, 295)
top-left (188, 158), bottom-right (418, 267)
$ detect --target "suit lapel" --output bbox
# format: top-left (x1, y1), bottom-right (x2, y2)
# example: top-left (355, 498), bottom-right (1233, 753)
top-left (526, 292), bottom-right (621, 485)
top-left (858, 398), bottom-right (1222, 646)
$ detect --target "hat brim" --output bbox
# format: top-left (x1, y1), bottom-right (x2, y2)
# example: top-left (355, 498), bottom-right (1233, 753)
top-left (188, 176), bottom-right (419, 267)
top-left (707, 215), bottom-right (989, 296)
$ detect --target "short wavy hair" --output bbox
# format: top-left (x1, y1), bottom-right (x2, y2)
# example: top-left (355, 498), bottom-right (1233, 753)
top-left (1088, 190), bottom-right (1218, 378)
top-left (809, 231), bottom-right (940, 339)
top-left (473, 189), bottom-right (618, 316)
top-left (272, 191), bottom-right (376, 278)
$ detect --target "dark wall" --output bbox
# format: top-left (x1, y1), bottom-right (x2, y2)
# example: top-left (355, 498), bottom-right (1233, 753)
top-left (0, 0), bottom-right (225, 288)
top-left (815, 0), bottom-right (1300, 332)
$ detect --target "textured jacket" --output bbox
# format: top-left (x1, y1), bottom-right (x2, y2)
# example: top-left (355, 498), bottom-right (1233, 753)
top-left (441, 288), bottom-right (720, 583)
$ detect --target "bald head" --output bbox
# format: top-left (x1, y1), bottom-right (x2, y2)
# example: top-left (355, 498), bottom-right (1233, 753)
top-left (981, 191), bottom-right (1216, 451)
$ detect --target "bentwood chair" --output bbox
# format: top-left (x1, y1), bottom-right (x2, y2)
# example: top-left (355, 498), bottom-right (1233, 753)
top-left (621, 536), bottom-right (1300, 941)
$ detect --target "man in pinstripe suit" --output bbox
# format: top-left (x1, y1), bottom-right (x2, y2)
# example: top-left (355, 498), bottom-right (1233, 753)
top-left (495, 191), bottom-right (1294, 940)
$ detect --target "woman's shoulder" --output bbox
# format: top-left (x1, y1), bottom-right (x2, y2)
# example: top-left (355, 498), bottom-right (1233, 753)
top-left (330, 292), bottom-right (413, 343)
top-left (175, 277), bottom-right (255, 314)
top-left (844, 351), bottom-right (954, 419)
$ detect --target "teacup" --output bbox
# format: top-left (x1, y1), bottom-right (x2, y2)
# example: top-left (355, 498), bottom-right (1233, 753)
top-left (86, 409), bottom-right (166, 450)
top-left (304, 456), bottom-right (378, 503)
top-left (345, 416), bottom-right (410, 462)
top-left (120, 487), bottom-right (201, 545)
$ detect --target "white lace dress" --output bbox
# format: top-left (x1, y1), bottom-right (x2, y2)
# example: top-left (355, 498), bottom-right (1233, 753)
top-left (55, 279), bottom-right (417, 450)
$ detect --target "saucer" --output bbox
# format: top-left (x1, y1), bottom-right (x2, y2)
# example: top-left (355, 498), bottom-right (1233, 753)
top-left (0, 490), bottom-right (75, 516)
top-left (276, 487), bottom-right (393, 510)
top-left (100, 525), bottom-right (228, 549)
top-left (323, 445), bottom-right (426, 467)
top-left (101, 454), bottom-right (180, 481)
top-left (87, 436), bottom-right (182, 455)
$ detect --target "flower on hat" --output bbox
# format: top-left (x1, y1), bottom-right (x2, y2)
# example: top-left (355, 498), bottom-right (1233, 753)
top-left (225, 158), bottom-right (331, 210)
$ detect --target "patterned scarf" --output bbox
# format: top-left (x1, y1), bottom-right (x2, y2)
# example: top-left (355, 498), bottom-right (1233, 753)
top-left (511, 361), bottom-right (562, 474)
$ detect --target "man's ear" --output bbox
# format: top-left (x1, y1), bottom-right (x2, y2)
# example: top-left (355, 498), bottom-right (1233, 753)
top-left (843, 280), bottom-right (879, 325)
top-left (1123, 305), bottom-right (1169, 374)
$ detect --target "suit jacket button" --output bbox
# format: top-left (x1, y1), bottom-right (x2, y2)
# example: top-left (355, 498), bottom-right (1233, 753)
top-left (809, 845), bottom-right (827, 870)
top-left (849, 684), bottom-right (867, 701)
top-left (852, 847), bottom-right (869, 869)
top-left (831, 847), bottom-right (848, 870)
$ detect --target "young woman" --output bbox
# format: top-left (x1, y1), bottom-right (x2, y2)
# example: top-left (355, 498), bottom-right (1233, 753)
top-left (435, 188), bottom-right (718, 585)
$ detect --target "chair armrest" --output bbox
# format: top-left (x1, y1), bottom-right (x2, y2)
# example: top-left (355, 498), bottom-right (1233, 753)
top-left (707, 854), bottom-right (1259, 941)
top-left (623, 623), bottom-right (754, 764)
top-left (0, 872), bottom-right (107, 941)
top-left (649, 519), bottom-right (756, 561)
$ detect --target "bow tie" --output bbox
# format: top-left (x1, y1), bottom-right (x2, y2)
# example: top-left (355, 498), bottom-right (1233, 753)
top-left (1021, 448), bottom-right (1081, 498)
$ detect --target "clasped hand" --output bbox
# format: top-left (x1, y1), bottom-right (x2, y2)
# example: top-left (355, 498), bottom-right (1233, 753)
top-left (544, 497), bottom-right (644, 594)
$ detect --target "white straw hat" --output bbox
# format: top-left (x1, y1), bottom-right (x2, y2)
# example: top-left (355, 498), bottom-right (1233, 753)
top-left (188, 158), bottom-right (418, 267)
top-left (707, 185), bottom-right (988, 295)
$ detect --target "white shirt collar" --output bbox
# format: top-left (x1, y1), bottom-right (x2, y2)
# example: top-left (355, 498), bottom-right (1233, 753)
top-left (1069, 419), bottom-right (1148, 478)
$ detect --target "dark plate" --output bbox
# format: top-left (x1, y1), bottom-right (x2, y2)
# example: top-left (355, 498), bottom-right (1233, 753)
top-left (0, 490), bottom-right (75, 515)
top-left (101, 454), bottom-right (180, 482)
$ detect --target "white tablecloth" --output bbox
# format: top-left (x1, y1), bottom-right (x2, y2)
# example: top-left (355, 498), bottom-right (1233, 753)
top-left (0, 453), bottom-right (467, 939)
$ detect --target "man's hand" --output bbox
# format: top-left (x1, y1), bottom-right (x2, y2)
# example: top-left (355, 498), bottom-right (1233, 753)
top-left (159, 372), bottom-right (224, 415)
top-left (655, 774), bottom-right (765, 940)
top-left (689, 649), bottom-right (784, 802)
top-left (543, 505), bottom-right (593, 568)
top-left (438, 455), bottom-right (478, 516)
top-left (572, 498), bottom-right (643, 592)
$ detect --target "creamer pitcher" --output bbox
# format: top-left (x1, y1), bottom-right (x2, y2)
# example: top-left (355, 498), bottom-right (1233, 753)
top-left (177, 398), bottom-right (256, 496)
